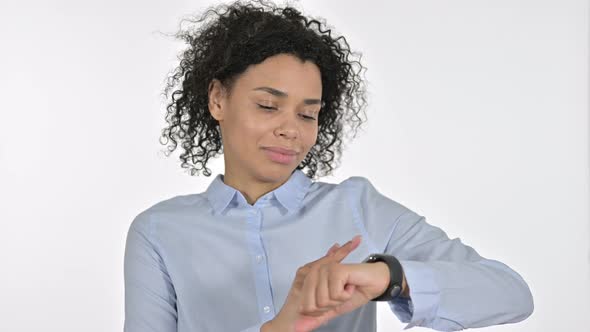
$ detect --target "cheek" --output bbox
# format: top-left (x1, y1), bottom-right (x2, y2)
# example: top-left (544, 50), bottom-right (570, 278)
top-left (231, 113), bottom-right (270, 146)
top-left (304, 126), bottom-right (319, 146)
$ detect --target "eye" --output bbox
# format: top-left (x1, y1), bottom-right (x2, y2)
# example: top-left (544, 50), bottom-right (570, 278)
top-left (300, 114), bottom-right (316, 121)
top-left (257, 103), bottom-right (277, 111)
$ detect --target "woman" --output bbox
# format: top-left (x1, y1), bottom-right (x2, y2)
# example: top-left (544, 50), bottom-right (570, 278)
top-left (124, 1), bottom-right (534, 331)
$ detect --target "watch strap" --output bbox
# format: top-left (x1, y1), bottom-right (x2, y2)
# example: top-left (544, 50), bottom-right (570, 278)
top-left (362, 254), bottom-right (404, 301)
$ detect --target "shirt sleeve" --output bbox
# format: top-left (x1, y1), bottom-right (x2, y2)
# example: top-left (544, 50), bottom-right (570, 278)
top-left (124, 212), bottom-right (178, 332)
top-left (350, 177), bottom-right (535, 331)
top-left (240, 323), bottom-right (264, 332)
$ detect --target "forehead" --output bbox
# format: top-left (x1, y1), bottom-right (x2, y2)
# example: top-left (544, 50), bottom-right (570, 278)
top-left (236, 54), bottom-right (322, 97)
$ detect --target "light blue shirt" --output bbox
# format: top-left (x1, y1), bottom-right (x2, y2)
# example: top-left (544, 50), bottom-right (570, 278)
top-left (124, 169), bottom-right (534, 331)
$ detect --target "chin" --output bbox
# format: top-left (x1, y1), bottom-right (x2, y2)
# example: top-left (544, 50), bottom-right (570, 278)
top-left (255, 164), bottom-right (297, 183)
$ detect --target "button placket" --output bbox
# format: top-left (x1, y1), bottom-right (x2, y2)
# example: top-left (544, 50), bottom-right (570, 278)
top-left (246, 207), bottom-right (275, 320)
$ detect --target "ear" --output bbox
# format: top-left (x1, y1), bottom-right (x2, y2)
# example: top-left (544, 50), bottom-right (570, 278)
top-left (208, 79), bottom-right (226, 121)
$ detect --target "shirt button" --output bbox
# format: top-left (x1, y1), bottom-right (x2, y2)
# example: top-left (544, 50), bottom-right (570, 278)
top-left (263, 306), bottom-right (271, 313)
top-left (256, 255), bottom-right (263, 263)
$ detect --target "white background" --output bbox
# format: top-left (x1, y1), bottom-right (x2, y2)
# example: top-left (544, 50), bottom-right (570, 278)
top-left (0, 0), bottom-right (588, 331)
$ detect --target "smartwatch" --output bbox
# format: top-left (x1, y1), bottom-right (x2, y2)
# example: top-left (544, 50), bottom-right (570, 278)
top-left (362, 254), bottom-right (405, 301)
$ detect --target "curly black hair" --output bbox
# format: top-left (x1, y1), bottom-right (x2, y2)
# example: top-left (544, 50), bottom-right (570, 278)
top-left (160, 0), bottom-right (368, 179)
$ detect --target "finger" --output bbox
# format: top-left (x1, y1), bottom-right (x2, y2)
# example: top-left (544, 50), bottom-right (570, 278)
top-left (330, 235), bottom-right (362, 263)
top-left (316, 264), bottom-right (342, 310)
top-left (293, 236), bottom-right (361, 294)
top-left (344, 283), bottom-right (356, 296)
top-left (327, 265), bottom-right (355, 302)
top-left (315, 236), bottom-right (361, 265)
top-left (326, 243), bottom-right (340, 257)
top-left (308, 236), bottom-right (360, 268)
top-left (300, 265), bottom-right (320, 315)
top-left (303, 241), bottom-right (343, 269)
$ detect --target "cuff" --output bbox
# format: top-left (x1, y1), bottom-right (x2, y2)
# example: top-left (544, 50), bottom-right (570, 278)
top-left (388, 260), bottom-right (440, 330)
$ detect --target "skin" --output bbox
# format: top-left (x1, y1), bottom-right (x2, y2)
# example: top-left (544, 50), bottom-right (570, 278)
top-left (208, 53), bottom-right (321, 205)
top-left (208, 53), bottom-right (410, 331)
top-left (263, 237), bottom-right (409, 332)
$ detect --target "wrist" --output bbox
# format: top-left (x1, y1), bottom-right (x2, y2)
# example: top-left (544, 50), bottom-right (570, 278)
top-left (374, 261), bottom-right (390, 297)
top-left (363, 254), bottom-right (406, 301)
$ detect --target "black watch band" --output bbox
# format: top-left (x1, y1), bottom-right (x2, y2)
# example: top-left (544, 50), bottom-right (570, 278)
top-left (362, 254), bottom-right (405, 301)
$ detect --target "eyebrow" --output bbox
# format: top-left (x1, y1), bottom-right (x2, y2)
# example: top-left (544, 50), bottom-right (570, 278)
top-left (252, 86), bottom-right (322, 105)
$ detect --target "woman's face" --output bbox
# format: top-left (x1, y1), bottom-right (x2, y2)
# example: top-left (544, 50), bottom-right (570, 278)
top-left (208, 53), bottom-right (322, 184)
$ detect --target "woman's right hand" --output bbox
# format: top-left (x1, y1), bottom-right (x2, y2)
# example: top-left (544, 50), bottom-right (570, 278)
top-left (261, 235), bottom-right (362, 332)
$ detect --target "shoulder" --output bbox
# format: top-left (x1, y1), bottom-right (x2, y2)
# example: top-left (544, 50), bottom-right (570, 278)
top-left (321, 175), bottom-right (423, 252)
top-left (338, 175), bottom-right (373, 191)
top-left (128, 193), bottom-right (208, 234)
top-left (307, 175), bottom-right (385, 199)
top-left (308, 175), bottom-right (372, 194)
top-left (334, 175), bottom-right (414, 218)
top-left (333, 175), bottom-right (387, 201)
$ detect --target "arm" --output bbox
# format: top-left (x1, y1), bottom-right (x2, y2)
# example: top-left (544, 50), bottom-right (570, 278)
top-left (125, 212), bottom-right (272, 332)
top-left (124, 213), bottom-right (178, 332)
top-left (348, 177), bottom-right (534, 331)
top-left (386, 210), bottom-right (534, 331)
top-left (400, 270), bottom-right (410, 298)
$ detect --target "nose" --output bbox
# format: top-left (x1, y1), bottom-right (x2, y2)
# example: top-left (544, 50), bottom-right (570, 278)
top-left (274, 112), bottom-right (299, 139)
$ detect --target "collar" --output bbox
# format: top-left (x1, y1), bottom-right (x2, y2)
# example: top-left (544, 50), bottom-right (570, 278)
top-left (205, 169), bottom-right (312, 215)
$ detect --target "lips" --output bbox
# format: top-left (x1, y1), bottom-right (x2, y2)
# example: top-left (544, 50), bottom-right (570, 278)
top-left (262, 146), bottom-right (299, 155)
top-left (262, 146), bottom-right (299, 165)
